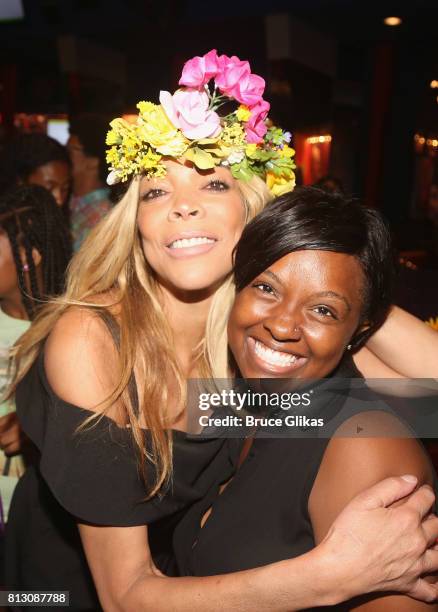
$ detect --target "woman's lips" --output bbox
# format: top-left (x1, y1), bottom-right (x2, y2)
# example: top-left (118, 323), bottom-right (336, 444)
top-left (246, 336), bottom-right (308, 375)
top-left (164, 236), bottom-right (218, 259)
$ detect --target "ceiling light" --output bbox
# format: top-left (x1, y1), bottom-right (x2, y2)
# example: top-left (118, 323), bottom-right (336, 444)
top-left (384, 16), bottom-right (402, 26)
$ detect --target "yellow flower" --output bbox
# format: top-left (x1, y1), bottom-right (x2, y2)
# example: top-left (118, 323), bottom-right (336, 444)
top-left (137, 101), bottom-right (157, 115)
top-left (266, 172), bottom-right (296, 196)
top-left (236, 105), bottom-right (251, 122)
top-left (106, 118), bottom-right (133, 145)
top-left (220, 123), bottom-right (246, 147)
top-left (106, 130), bottom-right (120, 146)
top-left (426, 316), bottom-right (438, 331)
top-left (135, 148), bottom-right (166, 179)
top-left (136, 101), bottom-right (188, 157)
top-left (245, 143), bottom-right (258, 157)
top-left (106, 147), bottom-right (120, 166)
top-left (278, 144), bottom-right (295, 159)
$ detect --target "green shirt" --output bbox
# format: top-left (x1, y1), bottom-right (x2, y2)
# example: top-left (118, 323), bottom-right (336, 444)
top-left (0, 307), bottom-right (31, 521)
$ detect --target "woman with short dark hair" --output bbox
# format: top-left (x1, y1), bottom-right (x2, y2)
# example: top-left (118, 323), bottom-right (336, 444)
top-left (174, 187), bottom-right (438, 611)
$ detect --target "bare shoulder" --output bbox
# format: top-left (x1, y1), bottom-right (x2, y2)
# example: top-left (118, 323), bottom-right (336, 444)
top-left (327, 411), bottom-right (432, 481)
top-left (44, 305), bottom-right (119, 413)
top-left (309, 410), bottom-right (435, 542)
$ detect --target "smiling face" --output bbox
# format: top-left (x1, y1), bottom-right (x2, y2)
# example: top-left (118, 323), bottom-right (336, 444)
top-left (228, 250), bottom-right (366, 380)
top-left (137, 160), bottom-right (246, 296)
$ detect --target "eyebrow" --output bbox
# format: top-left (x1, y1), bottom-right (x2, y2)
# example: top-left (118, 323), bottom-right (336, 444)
top-left (263, 270), bottom-right (351, 311)
top-left (310, 291), bottom-right (351, 311)
top-left (264, 269), bottom-right (282, 284)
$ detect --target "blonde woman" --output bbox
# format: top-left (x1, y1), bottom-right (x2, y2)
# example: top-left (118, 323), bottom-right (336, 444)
top-left (6, 51), bottom-right (438, 611)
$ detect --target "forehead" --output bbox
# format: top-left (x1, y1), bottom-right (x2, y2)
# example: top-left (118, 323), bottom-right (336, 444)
top-left (268, 249), bottom-right (365, 299)
top-left (30, 161), bottom-right (70, 182)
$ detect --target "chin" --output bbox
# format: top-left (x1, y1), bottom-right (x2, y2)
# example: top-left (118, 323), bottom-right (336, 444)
top-left (166, 272), bottom-right (229, 295)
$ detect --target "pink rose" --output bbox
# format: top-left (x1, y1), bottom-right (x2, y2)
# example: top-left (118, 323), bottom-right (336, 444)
top-left (160, 89), bottom-right (221, 140)
top-left (179, 49), bottom-right (220, 88)
top-left (215, 54), bottom-right (265, 106)
top-left (245, 100), bottom-right (270, 143)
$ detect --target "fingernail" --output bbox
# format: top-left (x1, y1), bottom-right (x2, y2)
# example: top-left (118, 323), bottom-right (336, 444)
top-left (401, 474), bottom-right (418, 483)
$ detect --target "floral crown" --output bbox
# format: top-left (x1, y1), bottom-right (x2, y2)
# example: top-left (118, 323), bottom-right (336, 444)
top-left (106, 49), bottom-right (296, 196)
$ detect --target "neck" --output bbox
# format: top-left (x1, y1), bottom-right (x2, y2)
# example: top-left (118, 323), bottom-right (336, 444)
top-left (72, 172), bottom-right (104, 197)
top-left (160, 285), bottom-right (216, 376)
top-left (1, 291), bottom-right (29, 321)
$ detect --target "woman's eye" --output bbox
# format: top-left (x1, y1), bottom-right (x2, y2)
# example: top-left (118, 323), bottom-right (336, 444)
top-left (205, 180), bottom-right (229, 191)
top-left (141, 188), bottom-right (167, 201)
top-left (252, 282), bottom-right (275, 295)
top-left (313, 305), bottom-right (336, 319)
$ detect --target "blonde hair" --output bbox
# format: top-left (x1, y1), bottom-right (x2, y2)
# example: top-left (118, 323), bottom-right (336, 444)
top-left (10, 173), bottom-right (272, 495)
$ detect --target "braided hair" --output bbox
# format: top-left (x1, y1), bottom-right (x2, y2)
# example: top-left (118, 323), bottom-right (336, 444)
top-left (0, 185), bottom-right (72, 319)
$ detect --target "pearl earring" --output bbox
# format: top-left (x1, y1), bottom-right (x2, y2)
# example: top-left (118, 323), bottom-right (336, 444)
top-left (22, 263), bottom-right (30, 272)
top-left (347, 344), bottom-right (352, 351)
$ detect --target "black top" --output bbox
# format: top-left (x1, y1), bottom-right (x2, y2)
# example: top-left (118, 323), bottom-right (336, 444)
top-left (5, 349), bottom-right (240, 610)
top-left (173, 358), bottom-right (436, 610)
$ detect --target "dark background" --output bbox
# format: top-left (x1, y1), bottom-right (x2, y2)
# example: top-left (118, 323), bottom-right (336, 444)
top-left (0, 0), bottom-right (437, 270)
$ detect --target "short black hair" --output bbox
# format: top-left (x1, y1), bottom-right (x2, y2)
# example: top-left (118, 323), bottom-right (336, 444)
top-left (0, 184), bottom-right (72, 319)
top-left (0, 133), bottom-right (70, 197)
top-left (234, 186), bottom-right (395, 348)
top-left (69, 113), bottom-right (112, 184)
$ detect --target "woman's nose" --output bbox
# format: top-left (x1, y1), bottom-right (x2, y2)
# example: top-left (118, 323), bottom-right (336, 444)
top-left (263, 311), bottom-right (302, 342)
top-left (168, 200), bottom-right (203, 221)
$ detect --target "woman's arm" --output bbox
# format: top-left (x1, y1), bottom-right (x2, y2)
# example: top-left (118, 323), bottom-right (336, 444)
top-left (78, 479), bottom-right (438, 612)
top-left (355, 306), bottom-right (438, 378)
top-left (45, 309), bottom-right (438, 610)
top-left (309, 411), bottom-right (438, 611)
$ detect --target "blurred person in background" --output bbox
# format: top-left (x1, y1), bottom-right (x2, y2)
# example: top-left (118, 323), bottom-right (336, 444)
top-left (0, 185), bottom-right (71, 528)
top-left (67, 113), bottom-right (114, 251)
top-left (314, 174), bottom-right (344, 194)
top-left (0, 133), bottom-right (71, 209)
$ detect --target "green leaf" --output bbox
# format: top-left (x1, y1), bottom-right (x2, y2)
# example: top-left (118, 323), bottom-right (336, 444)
top-left (231, 163), bottom-right (253, 182)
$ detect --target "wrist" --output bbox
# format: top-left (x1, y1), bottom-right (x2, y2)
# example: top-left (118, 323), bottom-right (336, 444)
top-left (310, 539), bottom-right (353, 607)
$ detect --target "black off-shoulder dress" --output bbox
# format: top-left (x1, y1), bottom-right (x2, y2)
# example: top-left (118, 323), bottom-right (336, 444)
top-left (5, 348), bottom-right (240, 611)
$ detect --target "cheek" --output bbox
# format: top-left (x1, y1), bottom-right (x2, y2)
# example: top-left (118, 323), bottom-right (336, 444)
top-left (217, 198), bottom-right (246, 241)
top-left (304, 323), bottom-right (355, 362)
top-left (137, 207), bottom-right (163, 247)
top-left (228, 291), bottom-right (260, 340)
top-left (0, 260), bottom-right (18, 293)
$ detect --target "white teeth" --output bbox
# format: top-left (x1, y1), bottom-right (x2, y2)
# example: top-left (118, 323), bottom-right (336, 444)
top-left (254, 340), bottom-right (297, 366)
top-left (169, 237), bottom-right (215, 249)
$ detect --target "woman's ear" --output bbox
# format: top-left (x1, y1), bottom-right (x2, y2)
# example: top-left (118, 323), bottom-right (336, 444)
top-left (357, 321), bottom-right (371, 335)
top-left (348, 321), bottom-right (372, 351)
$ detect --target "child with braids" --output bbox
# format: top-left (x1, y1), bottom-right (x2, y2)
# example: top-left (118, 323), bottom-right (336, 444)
top-left (0, 184), bottom-right (71, 523)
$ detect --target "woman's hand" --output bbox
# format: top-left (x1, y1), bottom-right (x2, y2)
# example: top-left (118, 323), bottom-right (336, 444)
top-left (316, 475), bottom-right (438, 604)
top-left (0, 412), bottom-right (23, 456)
top-left (79, 475), bottom-right (438, 612)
